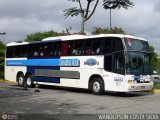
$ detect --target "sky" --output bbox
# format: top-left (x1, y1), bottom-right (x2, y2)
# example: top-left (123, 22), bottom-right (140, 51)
top-left (0, 0), bottom-right (160, 54)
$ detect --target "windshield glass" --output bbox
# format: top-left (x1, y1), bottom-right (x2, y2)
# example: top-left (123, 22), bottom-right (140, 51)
top-left (124, 38), bottom-right (149, 52)
top-left (126, 52), bottom-right (151, 75)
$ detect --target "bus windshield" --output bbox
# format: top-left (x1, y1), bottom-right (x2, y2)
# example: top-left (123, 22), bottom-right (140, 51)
top-left (126, 52), bottom-right (151, 75)
top-left (124, 38), bottom-right (149, 52)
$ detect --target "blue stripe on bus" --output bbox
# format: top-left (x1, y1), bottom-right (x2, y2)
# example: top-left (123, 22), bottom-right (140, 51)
top-left (6, 59), bottom-right (79, 67)
top-left (33, 76), bottom-right (60, 83)
top-left (27, 66), bottom-right (60, 83)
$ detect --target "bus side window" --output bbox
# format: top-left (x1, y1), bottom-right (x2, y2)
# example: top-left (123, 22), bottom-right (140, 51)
top-left (104, 38), bottom-right (123, 54)
top-left (20, 45), bottom-right (28, 57)
top-left (104, 55), bottom-right (113, 72)
top-left (61, 42), bottom-right (68, 56)
top-left (54, 42), bottom-right (61, 56)
top-left (84, 39), bottom-right (92, 55)
top-left (72, 40), bottom-right (84, 56)
top-left (112, 38), bottom-right (123, 52)
top-left (104, 39), bottom-right (112, 53)
top-left (92, 38), bottom-right (103, 55)
top-left (113, 53), bottom-right (125, 74)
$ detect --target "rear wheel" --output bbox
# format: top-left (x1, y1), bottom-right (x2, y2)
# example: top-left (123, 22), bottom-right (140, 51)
top-left (90, 77), bottom-right (104, 95)
top-left (17, 74), bottom-right (24, 87)
top-left (26, 74), bottom-right (34, 88)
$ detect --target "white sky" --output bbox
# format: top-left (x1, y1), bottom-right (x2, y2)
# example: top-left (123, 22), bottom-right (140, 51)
top-left (0, 0), bottom-right (160, 54)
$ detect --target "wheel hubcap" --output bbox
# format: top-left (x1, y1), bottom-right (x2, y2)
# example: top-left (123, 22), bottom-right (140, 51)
top-left (93, 82), bottom-right (100, 92)
top-left (19, 77), bottom-right (23, 85)
top-left (27, 77), bottom-right (31, 86)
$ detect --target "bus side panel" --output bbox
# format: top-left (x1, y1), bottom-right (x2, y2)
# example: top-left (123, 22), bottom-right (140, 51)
top-left (103, 71), bottom-right (126, 92)
top-left (5, 58), bottom-right (27, 82)
top-left (5, 66), bottom-right (27, 82)
top-left (60, 56), bottom-right (104, 89)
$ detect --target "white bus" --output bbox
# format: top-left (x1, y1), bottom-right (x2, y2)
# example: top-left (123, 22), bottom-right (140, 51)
top-left (5, 34), bottom-right (154, 95)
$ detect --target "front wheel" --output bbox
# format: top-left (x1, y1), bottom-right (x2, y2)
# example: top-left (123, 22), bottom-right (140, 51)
top-left (90, 77), bottom-right (104, 95)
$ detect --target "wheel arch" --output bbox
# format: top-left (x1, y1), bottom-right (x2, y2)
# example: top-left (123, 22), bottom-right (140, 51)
top-left (16, 71), bottom-right (24, 82)
top-left (25, 72), bottom-right (33, 78)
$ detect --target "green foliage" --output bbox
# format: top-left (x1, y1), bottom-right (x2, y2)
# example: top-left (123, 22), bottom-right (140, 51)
top-left (156, 57), bottom-right (160, 73)
top-left (103, 0), bottom-right (134, 10)
top-left (103, 0), bottom-right (134, 28)
top-left (92, 27), bottom-right (125, 34)
top-left (149, 46), bottom-right (158, 72)
top-left (0, 71), bottom-right (4, 79)
top-left (0, 41), bottom-right (5, 73)
top-left (0, 41), bottom-right (6, 50)
top-left (64, 0), bottom-right (99, 33)
top-left (25, 31), bottom-right (63, 42)
top-left (154, 82), bottom-right (160, 89)
top-left (64, 7), bottom-right (85, 19)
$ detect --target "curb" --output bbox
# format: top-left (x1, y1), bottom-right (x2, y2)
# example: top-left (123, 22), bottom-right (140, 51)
top-left (0, 81), bottom-right (16, 84)
top-left (150, 89), bottom-right (160, 93)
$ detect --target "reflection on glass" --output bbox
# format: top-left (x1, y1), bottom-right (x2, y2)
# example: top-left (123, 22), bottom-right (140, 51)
top-left (125, 38), bottom-right (149, 52)
top-left (126, 52), bottom-right (151, 75)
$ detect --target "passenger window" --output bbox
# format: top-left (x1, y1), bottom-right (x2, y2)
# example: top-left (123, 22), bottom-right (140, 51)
top-left (113, 53), bottom-right (125, 74)
top-left (92, 38), bottom-right (104, 54)
top-left (84, 40), bottom-right (92, 55)
top-left (61, 42), bottom-right (68, 56)
top-left (72, 40), bottom-right (84, 55)
top-left (104, 55), bottom-right (113, 72)
top-left (6, 46), bottom-right (16, 58)
top-left (104, 37), bottom-right (123, 54)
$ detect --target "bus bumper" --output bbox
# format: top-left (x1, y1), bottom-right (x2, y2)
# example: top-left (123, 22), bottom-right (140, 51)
top-left (125, 83), bottom-right (154, 92)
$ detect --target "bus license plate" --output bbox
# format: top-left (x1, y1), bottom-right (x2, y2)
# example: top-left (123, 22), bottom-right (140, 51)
top-left (141, 86), bottom-right (145, 89)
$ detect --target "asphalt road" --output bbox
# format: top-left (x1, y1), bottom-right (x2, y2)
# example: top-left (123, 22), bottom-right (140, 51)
top-left (0, 82), bottom-right (160, 120)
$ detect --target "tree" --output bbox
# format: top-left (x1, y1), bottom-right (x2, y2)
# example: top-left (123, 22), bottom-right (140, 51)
top-left (0, 41), bottom-right (6, 50)
top-left (149, 46), bottom-right (158, 72)
top-left (103, 0), bottom-right (134, 29)
top-left (0, 41), bottom-right (6, 73)
top-left (25, 31), bottom-right (63, 42)
top-left (64, 0), bottom-right (99, 34)
top-left (157, 58), bottom-right (160, 73)
top-left (92, 27), bottom-right (125, 34)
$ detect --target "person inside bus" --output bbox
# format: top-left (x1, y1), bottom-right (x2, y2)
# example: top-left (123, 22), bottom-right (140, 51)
top-left (39, 46), bottom-right (43, 56)
top-left (43, 45), bottom-right (48, 56)
top-left (96, 48), bottom-right (100, 54)
top-left (72, 48), bottom-right (78, 55)
top-left (86, 47), bottom-right (91, 55)
top-left (34, 51), bottom-right (38, 56)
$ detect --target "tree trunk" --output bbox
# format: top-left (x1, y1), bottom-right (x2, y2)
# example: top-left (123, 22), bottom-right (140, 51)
top-left (81, 19), bottom-right (85, 34)
top-left (110, 8), bottom-right (112, 30)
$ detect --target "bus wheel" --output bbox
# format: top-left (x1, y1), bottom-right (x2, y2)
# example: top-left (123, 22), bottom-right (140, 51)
top-left (17, 74), bottom-right (24, 87)
top-left (91, 77), bottom-right (104, 95)
top-left (26, 74), bottom-right (34, 88)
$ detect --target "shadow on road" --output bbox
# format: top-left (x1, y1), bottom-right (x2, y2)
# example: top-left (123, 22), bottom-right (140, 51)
top-left (6, 83), bottom-right (154, 98)
top-left (35, 84), bottom-right (153, 97)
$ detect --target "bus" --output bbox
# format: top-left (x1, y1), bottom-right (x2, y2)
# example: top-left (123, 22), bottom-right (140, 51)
top-left (5, 34), bottom-right (154, 95)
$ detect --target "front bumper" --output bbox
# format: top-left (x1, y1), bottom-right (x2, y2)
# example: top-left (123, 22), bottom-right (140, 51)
top-left (125, 82), bottom-right (154, 92)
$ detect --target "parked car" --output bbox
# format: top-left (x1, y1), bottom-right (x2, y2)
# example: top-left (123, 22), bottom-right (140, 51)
top-left (152, 71), bottom-right (160, 79)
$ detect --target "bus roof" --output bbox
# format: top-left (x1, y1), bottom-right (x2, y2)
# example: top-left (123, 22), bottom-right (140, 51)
top-left (42, 34), bottom-right (147, 41)
top-left (7, 34), bottom-right (147, 46)
top-left (7, 42), bottom-right (28, 46)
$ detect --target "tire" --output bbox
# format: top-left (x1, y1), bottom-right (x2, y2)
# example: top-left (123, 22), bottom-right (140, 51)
top-left (90, 77), bottom-right (104, 95)
top-left (26, 74), bottom-right (34, 88)
top-left (17, 74), bottom-right (24, 87)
